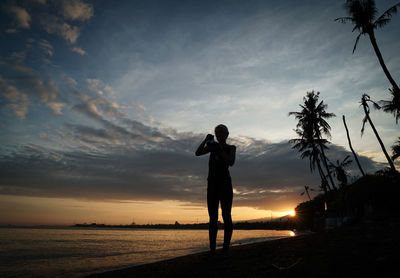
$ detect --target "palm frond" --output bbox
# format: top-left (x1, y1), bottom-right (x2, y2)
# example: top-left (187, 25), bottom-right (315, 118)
top-left (341, 155), bottom-right (353, 167)
top-left (374, 3), bottom-right (400, 28)
top-left (391, 137), bottom-right (400, 161)
top-left (361, 115), bottom-right (368, 136)
top-left (380, 88), bottom-right (400, 124)
top-left (335, 16), bottom-right (354, 23)
top-left (352, 32), bottom-right (362, 53)
top-left (343, 154), bottom-right (352, 163)
top-left (369, 99), bottom-right (381, 110)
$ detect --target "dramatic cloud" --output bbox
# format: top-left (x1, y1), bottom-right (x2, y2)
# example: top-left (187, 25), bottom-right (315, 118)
top-left (0, 90), bottom-right (382, 211)
top-left (0, 132), bottom-right (382, 211)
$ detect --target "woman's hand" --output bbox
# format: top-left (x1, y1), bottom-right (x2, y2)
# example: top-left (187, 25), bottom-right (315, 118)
top-left (205, 134), bottom-right (214, 141)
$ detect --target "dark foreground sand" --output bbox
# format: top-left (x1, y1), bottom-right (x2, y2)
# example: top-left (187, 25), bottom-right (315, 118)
top-left (86, 220), bottom-right (399, 278)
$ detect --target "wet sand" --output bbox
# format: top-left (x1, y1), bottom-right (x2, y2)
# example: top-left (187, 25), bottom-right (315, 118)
top-left (85, 220), bottom-right (399, 278)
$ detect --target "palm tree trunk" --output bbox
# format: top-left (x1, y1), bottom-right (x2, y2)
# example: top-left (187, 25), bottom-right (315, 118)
top-left (305, 187), bottom-right (311, 201)
top-left (318, 143), bottom-right (337, 190)
top-left (362, 104), bottom-right (397, 171)
top-left (316, 157), bottom-right (331, 193)
top-left (342, 115), bottom-right (366, 176)
top-left (369, 31), bottom-right (400, 93)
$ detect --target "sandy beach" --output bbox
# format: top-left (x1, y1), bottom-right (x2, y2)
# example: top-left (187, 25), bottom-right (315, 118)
top-left (85, 219), bottom-right (399, 278)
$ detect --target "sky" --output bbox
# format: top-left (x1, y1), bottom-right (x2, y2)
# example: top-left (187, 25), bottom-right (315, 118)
top-left (0, 0), bottom-right (399, 225)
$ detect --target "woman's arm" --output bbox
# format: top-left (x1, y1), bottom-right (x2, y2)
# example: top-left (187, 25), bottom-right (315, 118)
top-left (195, 134), bottom-right (213, 156)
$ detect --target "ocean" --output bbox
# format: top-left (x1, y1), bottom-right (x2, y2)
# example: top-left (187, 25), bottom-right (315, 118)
top-left (0, 227), bottom-right (294, 278)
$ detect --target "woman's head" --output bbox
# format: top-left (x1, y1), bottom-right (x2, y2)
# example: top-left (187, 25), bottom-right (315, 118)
top-left (215, 124), bottom-right (229, 143)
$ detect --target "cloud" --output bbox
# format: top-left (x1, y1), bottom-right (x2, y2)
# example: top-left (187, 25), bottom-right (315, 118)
top-left (86, 80), bottom-right (119, 98)
top-left (5, 5), bottom-right (31, 29)
top-left (0, 56), bottom-right (66, 116)
top-left (65, 76), bottom-right (78, 87)
top-left (60, 0), bottom-right (93, 21)
top-left (2, 1), bottom-right (93, 43)
top-left (86, 78), bottom-right (104, 95)
top-left (0, 94), bottom-right (383, 211)
top-left (27, 78), bottom-right (65, 115)
top-left (103, 85), bottom-right (116, 96)
top-left (69, 91), bottom-right (167, 147)
top-left (0, 136), bottom-right (381, 210)
top-left (40, 15), bottom-right (80, 43)
top-left (39, 0), bottom-right (93, 43)
top-left (71, 47), bottom-right (86, 55)
top-left (0, 76), bottom-right (30, 119)
top-left (37, 39), bottom-right (54, 56)
top-left (0, 55), bottom-right (36, 75)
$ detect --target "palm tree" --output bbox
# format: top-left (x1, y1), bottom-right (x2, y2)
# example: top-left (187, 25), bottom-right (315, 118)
top-left (380, 88), bottom-right (400, 124)
top-left (342, 115), bottom-right (366, 176)
top-left (289, 131), bottom-right (332, 193)
top-left (301, 185), bottom-right (314, 201)
top-left (360, 94), bottom-right (396, 171)
top-left (328, 155), bottom-right (353, 187)
top-left (336, 0), bottom-right (400, 94)
top-left (392, 137), bottom-right (400, 161)
top-left (289, 91), bottom-right (337, 190)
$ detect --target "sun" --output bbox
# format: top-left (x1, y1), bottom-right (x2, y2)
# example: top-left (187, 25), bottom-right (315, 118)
top-left (288, 210), bottom-right (296, 217)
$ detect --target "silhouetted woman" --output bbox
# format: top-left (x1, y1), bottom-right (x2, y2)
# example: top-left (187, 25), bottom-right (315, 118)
top-left (195, 124), bottom-right (236, 254)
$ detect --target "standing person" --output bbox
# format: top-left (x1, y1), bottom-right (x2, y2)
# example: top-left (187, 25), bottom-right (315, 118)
top-left (195, 124), bottom-right (236, 255)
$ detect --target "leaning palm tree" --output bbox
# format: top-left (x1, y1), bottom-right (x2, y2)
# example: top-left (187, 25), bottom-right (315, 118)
top-left (392, 137), bottom-right (400, 161)
top-left (360, 94), bottom-right (396, 171)
top-left (289, 132), bottom-right (331, 194)
top-left (328, 155), bottom-right (353, 187)
top-left (380, 88), bottom-right (400, 124)
top-left (289, 91), bottom-right (337, 190)
top-left (342, 115), bottom-right (366, 176)
top-left (336, 0), bottom-right (400, 94)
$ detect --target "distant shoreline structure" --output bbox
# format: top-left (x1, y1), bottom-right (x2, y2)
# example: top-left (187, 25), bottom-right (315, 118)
top-left (74, 216), bottom-right (295, 230)
top-left (1, 215), bottom-right (295, 230)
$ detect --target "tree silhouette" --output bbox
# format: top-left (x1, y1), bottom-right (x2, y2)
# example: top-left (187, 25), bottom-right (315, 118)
top-left (392, 137), bottom-right (400, 161)
top-left (290, 132), bottom-right (331, 194)
top-left (380, 88), bottom-right (400, 124)
top-left (301, 185), bottom-right (314, 201)
top-left (342, 115), bottom-right (366, 176)
top-left (360, 94), bottom-right (396, 171)
top-left (289, 91), bottom-right (337, 190)
top-left (328, 155), bottom-right (353, 187)
top-left (336, 0), bottom-right (400, 95)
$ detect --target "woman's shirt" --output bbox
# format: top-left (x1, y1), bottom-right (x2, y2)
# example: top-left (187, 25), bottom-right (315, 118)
top-left (207, 142), bottom-right (233, 182)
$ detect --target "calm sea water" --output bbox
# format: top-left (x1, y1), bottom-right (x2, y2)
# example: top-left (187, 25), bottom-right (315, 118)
top-left (0, 227), bottom-right (294, 278)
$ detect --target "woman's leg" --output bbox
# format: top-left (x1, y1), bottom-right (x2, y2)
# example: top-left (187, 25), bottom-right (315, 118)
top-left (207, 186), bottom-right (219, 253)
top-left (221, 185), bottom-right (233, 250)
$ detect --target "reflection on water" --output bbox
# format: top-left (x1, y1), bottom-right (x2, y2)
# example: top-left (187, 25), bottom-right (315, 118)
top-left (0, 227), bottom-right (294, 278)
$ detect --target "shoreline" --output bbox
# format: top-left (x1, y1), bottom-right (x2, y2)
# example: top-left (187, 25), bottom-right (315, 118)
top-left (85, 220), bottom-right (399, 278)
